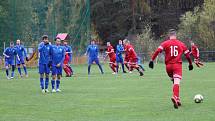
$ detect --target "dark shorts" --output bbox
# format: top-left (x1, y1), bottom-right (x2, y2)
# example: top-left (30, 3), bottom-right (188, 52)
top-left (39, 63), bottom-right (50, 74)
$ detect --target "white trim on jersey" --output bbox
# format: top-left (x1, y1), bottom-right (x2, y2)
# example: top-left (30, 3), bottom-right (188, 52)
top-left (184, 50), bottom-right (189, 54)
top-left (158, 46), bottom-right (163, 50)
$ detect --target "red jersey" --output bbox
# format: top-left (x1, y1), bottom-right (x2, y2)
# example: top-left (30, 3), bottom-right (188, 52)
top-left (64, 53), bottom-right (70, 64)
top-left (126, 44), bottom-right (137, 59)
top-left (107, 45), bottom-right (116, 59)
top-left (152, 39), bottom-right (191, 65)
top-left (191, 44), bottom-right (199, 59)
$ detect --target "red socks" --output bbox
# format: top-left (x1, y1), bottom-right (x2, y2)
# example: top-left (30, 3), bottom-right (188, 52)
top-left (173, 84), bottom-right (179, 98)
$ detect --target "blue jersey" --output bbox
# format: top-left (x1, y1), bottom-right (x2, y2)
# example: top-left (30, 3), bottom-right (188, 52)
top-left (4, 47), bottom-right (16, 61)
top-left (64, 45), bottom-right (72, 62)
top-left (116, 44), bottom-right (124, 58)
top-left (14, 45), bottom-right (27, 58)
top-left (51, 45), bottom-right (65, 66)
top-left (86, 44), bottom-right (99, 58)
top-left (38, 42), bottom-right (52, 64)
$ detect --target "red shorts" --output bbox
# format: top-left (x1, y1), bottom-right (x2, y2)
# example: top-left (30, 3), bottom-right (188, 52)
top-left (109, 57), bottom-right (116, 63)
top-left (166, 63), bottom-right (182, 79)
top-left (129, 58), bottom-right (138, 65)
top-left (124, 56), bottom-right (129, 63)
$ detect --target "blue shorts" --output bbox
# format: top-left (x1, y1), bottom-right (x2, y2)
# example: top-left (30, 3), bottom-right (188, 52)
top-left (16, 57), bottom-right (25, 65)
top-left (52, 65), bottom-right (63, 75)
top-left (5, 59), bottom-right (15, 66)
top-left (39, 63), bottom-right (50, 74)
top-left (116, 56), bottom-right (124, 63)
top-left (88, 57), bottom-right (100, 65)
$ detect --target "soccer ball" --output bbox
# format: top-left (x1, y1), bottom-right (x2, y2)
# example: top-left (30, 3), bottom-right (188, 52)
top-left (194, 94), bottom-right (204, 103)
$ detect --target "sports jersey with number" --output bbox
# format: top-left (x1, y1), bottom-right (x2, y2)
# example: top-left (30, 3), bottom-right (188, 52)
top-left (152, 39), bottom-right (190, 65)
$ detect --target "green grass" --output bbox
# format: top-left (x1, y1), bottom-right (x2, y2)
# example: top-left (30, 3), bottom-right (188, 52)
top-left (0, 63), bottom-right (215, 121)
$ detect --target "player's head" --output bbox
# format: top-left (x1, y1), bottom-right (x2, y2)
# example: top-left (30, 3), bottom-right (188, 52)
top-left (55, 37), bottom-right (61, 45)
top-left (123, 39), bottom-right (127, 45)
top-left (119, 40), bottom-right (122, 45)
top-left (16, 39), bottom-right (21, 45)
top-left (10, 42), bottom-right (14, 48)
top-left (91, 40), bottom-right (95, 45)
top-left (190, 41), bottom-right (195, 46)
top-left (42, 35), bottom-right (49, 44)
top-left (63, 40), bottom-right (68, 45)
top-left (168, 29), bottom-right (177, 40)
top-left (124, 39), bottom-right (130, 46)
top-left (107, 42), bottom-right (111, 46)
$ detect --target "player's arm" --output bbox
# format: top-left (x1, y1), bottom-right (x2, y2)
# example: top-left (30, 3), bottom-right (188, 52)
top-left (38, 42), bottom-right (45, 52)
top-left (59, 48), bottom-right (66, 66)
top-left (149, 46), bottom-right (163, 69)
top-left (3, 48), bottom-right (10, 58)
top-left (84, 46), bottom-right (90, 56)
top-left (183, 45), bottom-right (193, 70)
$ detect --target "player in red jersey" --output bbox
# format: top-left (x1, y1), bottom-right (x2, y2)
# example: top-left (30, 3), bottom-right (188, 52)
top-left (123, 39), bottom-right (130, 71)
top-left (124, 40), bottom-right (144, 76)
top-left (105, 42), bottom-right (118, 74)
top-left (190, 41), bottom-right (203, 67)
top-left (149, 29), bottom-right (193, 109)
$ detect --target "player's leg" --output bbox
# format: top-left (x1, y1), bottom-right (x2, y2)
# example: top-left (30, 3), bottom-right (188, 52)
top-left (56, 66), bottom-right (62, 92)
top-left (39, 64), bottom-right (45, 93)
top-left (17, 64), bottom-right (22, 77)
top-left (63, 64), bottom-right (71, 77)
top-left (11, 65), bottom-right (15, 79)
top-left (109, 63), bottom-right (116, 74)
top-left (95, 58), bottom-right (104, 74)
top-left (130, 58), bottom-right (143, 76)
top-left (51, 66), bottom-right (57, 92)
top-left (88, 58), bottom-right (92, 75)
top-left (44, 64), bottom-right (50, 92)
top-left (21, 57), bottom-right (28, 77)
top-left (5, 61), bottom-right (10, 79)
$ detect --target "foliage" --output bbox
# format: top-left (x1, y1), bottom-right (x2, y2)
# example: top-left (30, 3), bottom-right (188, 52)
top-left (178, 0), bottom-right (215, 50)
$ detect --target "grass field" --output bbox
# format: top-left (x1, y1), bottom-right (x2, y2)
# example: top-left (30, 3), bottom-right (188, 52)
top-left (0, 63), bottom-right (215, 121)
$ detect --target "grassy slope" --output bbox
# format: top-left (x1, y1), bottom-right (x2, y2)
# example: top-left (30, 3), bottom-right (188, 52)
top-left (0, 63), bottom-right (214, 121)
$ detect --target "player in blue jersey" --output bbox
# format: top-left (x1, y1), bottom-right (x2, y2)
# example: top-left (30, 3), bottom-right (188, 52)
top-left (85, 40), bottom-right (104, 75)
top-left (116, 40), bottom-right (126, 73)
top-left (14, 39), bottom-right (29, 77)
top-left (38, 35), bottom-right (52, 93)
top-left (50, 38), bottom-right (65, 92)
top-left (3, 42), bottom-right (17, 79)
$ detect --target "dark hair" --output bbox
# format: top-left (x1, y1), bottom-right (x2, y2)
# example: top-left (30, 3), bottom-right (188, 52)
top-left (42, 35), bottom-right (48, 40)
top-left (55, 37), bottom-right (61, 41)
top-left (168, 29), bottom-right (176, 36)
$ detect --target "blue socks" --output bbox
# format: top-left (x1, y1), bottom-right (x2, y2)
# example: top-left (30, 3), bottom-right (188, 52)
top-left (51, 80), bottom-right (55, 89)
top-left (45, 78), bottom-right (49, 89)
top-left (98, 64), bottom-right (104, 74)
top-left (56, 80), bottom-right (60, 89)
top-left (18, 67), bottom-right (22, 75)
top-left (40, 78), bottom-right (44, 89)
top-left (23, 66), bottom-right (27, 75)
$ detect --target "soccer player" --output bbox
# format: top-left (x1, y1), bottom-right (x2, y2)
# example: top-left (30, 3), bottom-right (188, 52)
top-left (116, 40), bottom-right (126, 73)
top-left (63, 40), bottom-right (73, 77)
top-left (50, 38), bottom-right (65, 92)
top-left (85, 40), bottom-right (104, 75)
top-left (124, 40), bottom-right (144, 76)
top-left (105, 42), bottom-right (118, 74)
top-left (149, 29), bottom-right (193, 109)
top-left (3, 42), bottom-right (17, 79)
top-left (190, 41), bottom-right (203, 67)
top-left (14, 39), bottom-right (29, 77)
top-left (38, 35), bottom-right (52, 93)
top-left (123, 39), bottom-right (130, 71)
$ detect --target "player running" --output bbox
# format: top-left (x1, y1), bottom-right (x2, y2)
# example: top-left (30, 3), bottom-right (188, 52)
top-left (116, 40), bottom-right (126, 73)
top-left (123, 39), bottom-right (131, 71)
top-left (38, 35), bottom-right (52, 93)
top-left (124, 40), bottom-right (144, 76)
top-left (63, 40), bottom-right (73, 77)
top-left (14, 39), bottom-right (29, 77)
top-left (50, 38), bottom-right (65, 92)
top-left (105, 42), bottom-right (118, 74)
top-left (3, 42), bottom-right (17, 79)
top-left (190, 41), bottom-right (203, 67)
top-left (149, 29), bottom-right (193, 109)
top-left (85, 40), bottom-right (104, 75)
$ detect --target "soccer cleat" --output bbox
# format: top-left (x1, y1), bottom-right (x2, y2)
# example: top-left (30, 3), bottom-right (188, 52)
top-left (129, 71), bottom-right (132, 74)
top-left (123, 71), bottom-right (127, 73)
top-left (6, 76), bottom-right (11, 80)
top-left (171, 96), bottom-right (179, 109)
top-left (139, 72), bottom-right (144, 76)
top-left (112, 72), bottom-right (116, 75)
top-left (56, 89), bottom-right (61, 92)
top-left (177, 98), bottom-right (182, 106)
top-left (20, 75), bottom-right (23, 78)
top-left (25, 74), bottom-right (28, 77)
top-left (42, 89), bottom-right (46, 93)
top-left (52, 89), bottom-right (56, 93)
top-left (10, 76), bottom-right (14, 79)
top-left (45, 89), bottom-right (49, 93)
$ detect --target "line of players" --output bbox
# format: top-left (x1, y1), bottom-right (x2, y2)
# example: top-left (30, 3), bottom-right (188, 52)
top-left (3, 39), bottom-right (29, 79)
